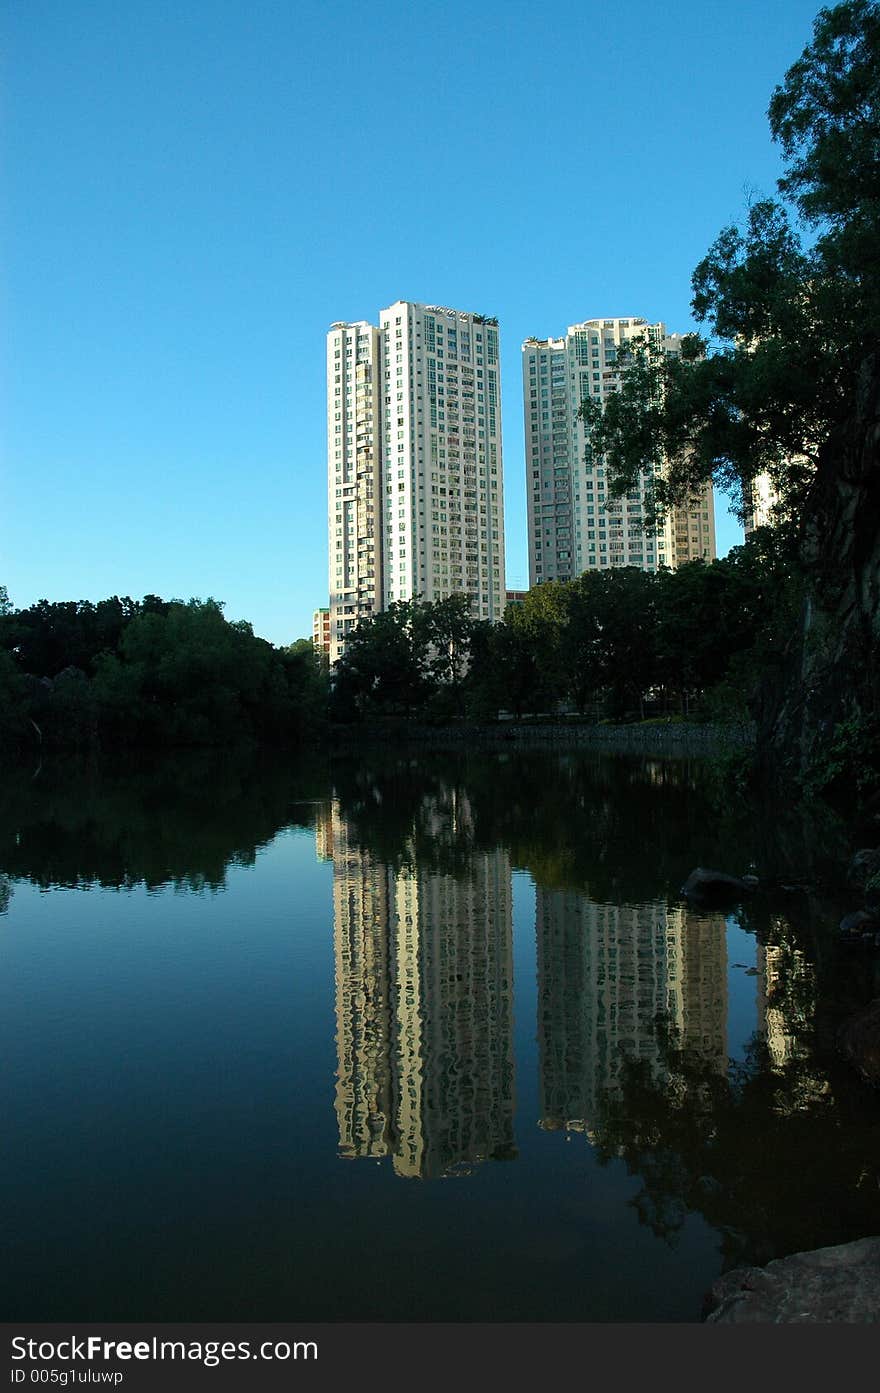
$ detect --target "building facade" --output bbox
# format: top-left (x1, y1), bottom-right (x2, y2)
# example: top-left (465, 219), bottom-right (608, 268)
top-left (327, 302), bottom-right (505, 664)
top-left (523, 317), bottom-right (716, 586)
top-left (743, 472), bottom-right (780, 537)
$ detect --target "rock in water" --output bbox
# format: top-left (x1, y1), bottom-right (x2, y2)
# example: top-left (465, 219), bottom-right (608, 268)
top-left (839, 909), bottom-right (880, 934)
top-left (848, 848), bottom-right (880, 888)
top-left (682, 867), bottom-right (758, 903)
top-left (705, 1237), bottom-right (880, 1322)
top-left (839, 999), bottom-right (880, 1086)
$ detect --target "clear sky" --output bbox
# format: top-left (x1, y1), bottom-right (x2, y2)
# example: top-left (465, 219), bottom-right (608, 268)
top-left (3, 0), bottom-right (823, 645)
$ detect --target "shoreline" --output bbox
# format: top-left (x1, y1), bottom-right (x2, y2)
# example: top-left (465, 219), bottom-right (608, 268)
top-left (330, 719), bottom-right (754, 753)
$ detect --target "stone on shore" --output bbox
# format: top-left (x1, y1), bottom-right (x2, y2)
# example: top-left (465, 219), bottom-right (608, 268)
top-left (705, 1236), bottom-right (880, 1322)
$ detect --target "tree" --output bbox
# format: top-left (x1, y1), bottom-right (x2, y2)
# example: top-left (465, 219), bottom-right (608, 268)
top-left (423, 593), bottom-right (475, 689)
top-left (654, 562), bottom-right (723, 713)
top-left (563, 572), bottom-right (607, 715)
top-left (330, 600), bottom-right (434, 719)
top-left (330, 595), bottom-right (484, 722)
top-left (0, 595), bottom-right (143, 678)
top-left (0, 648), bottom-right (29, 751)
top-left (464, 615), bottom-right (544, 720)
top-left (0, 590), bottom-right (322, 752)
top-left (93, 599), bottom-right (303, 747)
top-left (587, 568), bottom-right (658, 719)
top-left (583, 1), bottom-right (880, 782)
top-left (282, 638), bottom-right (329, 730)
top-left (651, 533), bottom-right (802, 719)
top-left (507, 581), bottom-right (570, 712)
top-left (769, 0), bottom-right (880, 298)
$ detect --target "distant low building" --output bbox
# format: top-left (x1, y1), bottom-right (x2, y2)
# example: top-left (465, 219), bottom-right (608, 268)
top-left (505, 589), bottom-right (527, 608)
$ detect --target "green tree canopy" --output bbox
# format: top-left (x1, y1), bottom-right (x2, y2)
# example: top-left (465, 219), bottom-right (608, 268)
top-left (582, 0), bottom-right (879, 527)
top-left (331, 597), bottom-right (451, 720)
top-left (0, 592), bottom-right (325, 754)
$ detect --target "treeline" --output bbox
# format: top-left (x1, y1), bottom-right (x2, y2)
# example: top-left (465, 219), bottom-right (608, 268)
top-left (0, 526), bottom-right (795, 755)
top-left (0, 592), bottom-right (326, 753)
top-left (331, 527), bottom-right (797, 725)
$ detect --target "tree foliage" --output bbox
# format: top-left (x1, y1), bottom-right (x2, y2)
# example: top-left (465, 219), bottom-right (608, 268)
top-left (329, 536), bottom-right (795, 725)
top-left (582, 0), bottom-right (880, 528)
top-left (331, 594), bottom-right (479, 721)
top-left (0, 594), bottom-right (327, 753)
top-left (577, 1), bottom-right (880, 787)
top-left (590, 1025), bottom-right (880, 1270)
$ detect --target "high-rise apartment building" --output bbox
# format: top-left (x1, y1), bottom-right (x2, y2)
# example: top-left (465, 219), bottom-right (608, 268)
top-left (523, 317), bottom-right (716, 586)
top-left (743, 473), bottom-right (780, 537)
top-left (328, 302), bottom-right (505, 663)
top-left (326, 320), bottom-right (383, 664)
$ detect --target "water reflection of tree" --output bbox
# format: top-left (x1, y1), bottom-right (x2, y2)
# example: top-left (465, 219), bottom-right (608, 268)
top-left (331, 749), bottom-right (749, 900)
top-left (0, 750), bottom-right (327, 892)
top-left (330, 756), bottom-right (476, 878)
top-left (590, 1023), bottom-right (880, 1271)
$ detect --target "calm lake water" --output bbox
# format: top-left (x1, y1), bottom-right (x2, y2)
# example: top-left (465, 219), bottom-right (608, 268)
top-left (2, 747), bottom-right (879, 1322)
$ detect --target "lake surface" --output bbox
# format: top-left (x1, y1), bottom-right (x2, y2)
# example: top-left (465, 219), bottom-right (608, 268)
top-left (2, 747), bottom-right (879, 1321)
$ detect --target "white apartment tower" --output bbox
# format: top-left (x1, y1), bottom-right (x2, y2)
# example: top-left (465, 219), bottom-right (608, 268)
top-left (743, 472), bottom-right (780, 537)
top-left (328, 302), bottom-right (505, 663)
top-left (523, 317), bottom-right (716, 586)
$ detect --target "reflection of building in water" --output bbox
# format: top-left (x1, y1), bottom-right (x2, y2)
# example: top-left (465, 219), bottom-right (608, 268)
top-left (393, 850), bottom-right (515, 1177)
top-left (756, 936), bottom-right (815, 1070)
top-left (324, 806), bottom-right (394, 1160)
top-left (675, 911), bottom-right (728, 1064)
top-left (314, 801), bottom-right (335, 863)
top-left (318, 799), bottom-right (515, 1178)
top-left (536, 893), bottom-right (727, 1134)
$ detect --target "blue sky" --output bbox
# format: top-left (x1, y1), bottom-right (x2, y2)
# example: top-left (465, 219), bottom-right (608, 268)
top-left (3, 0), bottom-right (822, 645)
